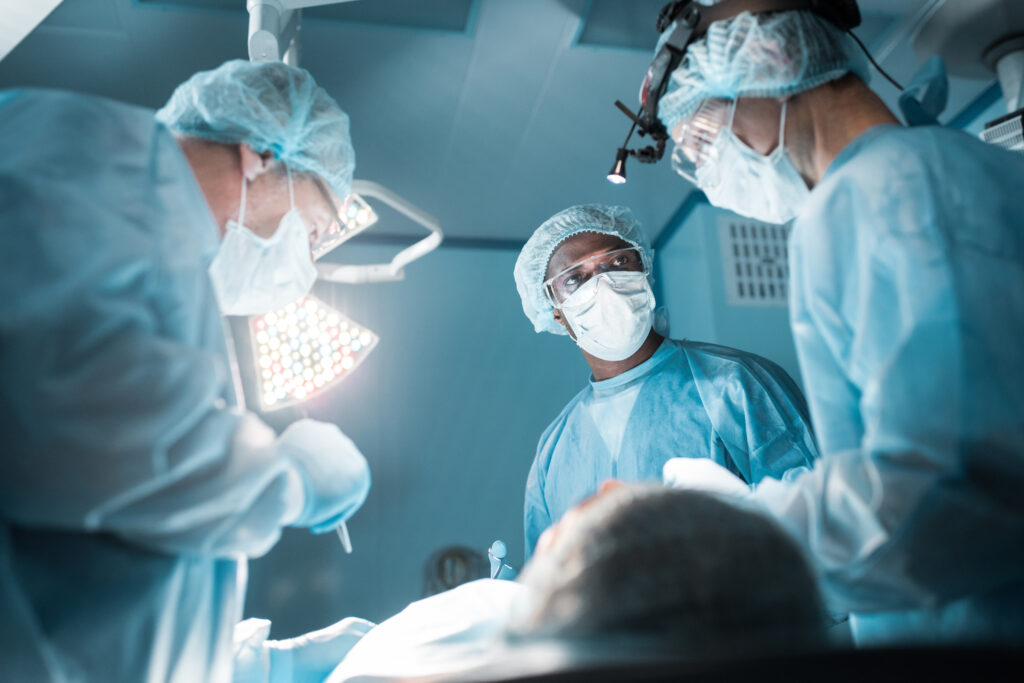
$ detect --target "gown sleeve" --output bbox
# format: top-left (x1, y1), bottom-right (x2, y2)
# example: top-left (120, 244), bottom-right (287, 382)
top-left (686, 346), bottom-right (819, 485)
top-left (752, 142), bottom-right (1024, 611)
top-left (523, 453), bottom-right (553, 561)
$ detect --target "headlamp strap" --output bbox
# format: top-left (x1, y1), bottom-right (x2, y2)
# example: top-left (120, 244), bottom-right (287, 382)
top-left (663, 0), bottom-right (860, 40)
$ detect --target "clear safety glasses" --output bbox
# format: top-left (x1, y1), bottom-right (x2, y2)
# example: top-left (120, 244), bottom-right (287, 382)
top-left (544, 247), bottom-right (647, 307)
top-left (670, 98), bottom-right (735, 184)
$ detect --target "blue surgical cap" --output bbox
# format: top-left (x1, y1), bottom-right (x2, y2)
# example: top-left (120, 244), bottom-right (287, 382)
top-left (514, 205), bottom-right (653, 336)
top-left (657, 3), bottom-right (869, 136)
top-left (156, 60), bottom-right (355, 201)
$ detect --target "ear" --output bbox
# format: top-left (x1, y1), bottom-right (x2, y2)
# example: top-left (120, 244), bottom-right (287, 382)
top-left (238, 145), bottom-right (276, 182)
top-left (552, 307), bottom-right (576, 340)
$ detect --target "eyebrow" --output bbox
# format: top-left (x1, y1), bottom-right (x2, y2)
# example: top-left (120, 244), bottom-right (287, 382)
top-left (550, 246), bottom-right (636, 280)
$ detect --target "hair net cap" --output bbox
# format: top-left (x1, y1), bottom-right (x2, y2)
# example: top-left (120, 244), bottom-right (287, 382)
top-left (156, 59), bottom-right (355, 201)
top-left (514, 205), bottom-right (653, 336)
top-left (657, 4), bottom-right (870, 136)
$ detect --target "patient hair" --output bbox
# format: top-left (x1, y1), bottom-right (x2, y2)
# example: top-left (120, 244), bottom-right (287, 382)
top-left (508, 486), bottom-right (827, 658)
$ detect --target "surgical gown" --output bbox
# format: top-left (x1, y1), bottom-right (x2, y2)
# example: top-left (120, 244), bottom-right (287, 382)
top-left (524, 339), bottom-right (818, 556)
top-left (752, 124), bottom-right (1024, 644)
top-left (0, 90), bottom-right (306, 681)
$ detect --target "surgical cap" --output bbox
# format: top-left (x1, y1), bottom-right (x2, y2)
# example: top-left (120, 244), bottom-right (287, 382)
top-left (156, 60), bottom-right (355, 200)
top-left (657, 2), bottom-right (870, 135)
top-left (514, 205), bottom-right (653, 335)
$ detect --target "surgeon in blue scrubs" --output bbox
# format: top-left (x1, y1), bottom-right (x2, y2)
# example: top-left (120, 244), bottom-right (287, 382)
top-left (647, 0), bottom-right (1024, 645)
top-left (513, 204), bottom-right (819, 557)
top-left (0, 61), bottom-right (371, 682)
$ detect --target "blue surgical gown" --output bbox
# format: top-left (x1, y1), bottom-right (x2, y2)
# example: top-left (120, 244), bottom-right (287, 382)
top-left (524, 339), bottom-right (819, 556)
top-left (752, 124), bottom-right (1024, 644)
top-left (0, 91), bottom-right (305, 681)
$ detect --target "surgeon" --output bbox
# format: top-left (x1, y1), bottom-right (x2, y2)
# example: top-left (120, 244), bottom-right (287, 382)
top-left (0, 60), bottom-right (371, 682)
top-left (643, 0), bottom-right (1024, 644)
top-left (514, 204), bottom-right (818, 557)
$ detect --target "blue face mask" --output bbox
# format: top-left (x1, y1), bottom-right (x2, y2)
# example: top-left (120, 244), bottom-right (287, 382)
top-left (697, 100), bottom-right (810, 225)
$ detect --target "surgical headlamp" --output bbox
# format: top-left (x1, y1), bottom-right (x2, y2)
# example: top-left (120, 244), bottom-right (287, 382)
top-left (607, 0), bottom-right (862, 184)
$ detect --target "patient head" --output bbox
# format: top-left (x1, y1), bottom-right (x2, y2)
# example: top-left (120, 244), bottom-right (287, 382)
top-left (507, 485), bottom-right (827, 658)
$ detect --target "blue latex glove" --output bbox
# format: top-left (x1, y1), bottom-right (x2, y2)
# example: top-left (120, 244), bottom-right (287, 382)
top-left (276, 419), bottom-right (371, 534)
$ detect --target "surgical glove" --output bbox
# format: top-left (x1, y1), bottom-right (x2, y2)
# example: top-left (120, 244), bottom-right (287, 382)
top-left (267, 617), bottom-right (375, 683)
top-left (233, 617), bottom-right (375, 683)
top-left (277, 419), bottom-right (371, 534)
top-left (662, 457), bottom-right (751, 498)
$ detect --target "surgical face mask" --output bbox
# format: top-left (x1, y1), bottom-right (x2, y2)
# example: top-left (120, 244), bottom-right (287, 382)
top-left (696, 100), bottom-right (810, 225)
top-left (559, 271), bottom-right (655, 362)
top-left (209, 170), bottom-right (318, 316)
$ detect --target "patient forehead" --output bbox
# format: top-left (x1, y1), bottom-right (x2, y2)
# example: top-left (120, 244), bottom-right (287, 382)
top-left (546, 233), bottom-right (633, 280)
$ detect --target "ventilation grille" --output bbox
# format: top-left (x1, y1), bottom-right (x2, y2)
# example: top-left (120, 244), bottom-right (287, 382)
top-left (718, 217), bottom-right (790, 307)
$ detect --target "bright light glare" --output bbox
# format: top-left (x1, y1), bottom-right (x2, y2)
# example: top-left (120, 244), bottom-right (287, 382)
top-left (312, 193), bottom-right (380, 261)
top-left (249, 295), bottom-right (378, 410)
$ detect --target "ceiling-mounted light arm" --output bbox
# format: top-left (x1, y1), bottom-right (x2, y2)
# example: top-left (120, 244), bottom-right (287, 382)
top-left (247, 0), bottom-right (359, 64)
top-left (248, 1), bottom-right (298, 63)
top-left (283, 11), bottom-right (301, 67)
top-left (317, 179), bottom-right (444, 284)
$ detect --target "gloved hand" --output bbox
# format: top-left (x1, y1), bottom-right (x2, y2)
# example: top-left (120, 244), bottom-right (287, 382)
top-left (233, 617), bottom-right (375, 683)
top-left (662, 457), bottom-right (751, 498)
top-left (267, 617), bottom-right (375, 683)
top-left (276, 419), bottom-right (371, 534)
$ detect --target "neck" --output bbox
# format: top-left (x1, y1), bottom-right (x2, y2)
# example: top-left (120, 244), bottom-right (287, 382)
top-left (786, 74), bottom-right (901, 188)
top-left (583, 330), bottom-right (664, 381)
top-left (176, 136), bottom-right (242, 237)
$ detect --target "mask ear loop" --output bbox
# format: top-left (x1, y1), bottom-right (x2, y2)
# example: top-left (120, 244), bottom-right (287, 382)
top-left (286, 165), bottom-right (295, 209)
top-left (238, 170), bottom-right (248, 228)
top-left (775, 99), bottom-right (789, 159)
top-left (725, 98), bottom-right (738, 138)
top-left (724, 99), bottom-right (787, 160)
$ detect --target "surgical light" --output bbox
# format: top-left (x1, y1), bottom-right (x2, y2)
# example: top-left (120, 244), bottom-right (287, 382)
top-left (312, 191), bottom-right (379, 261)
top-left (249, 294), bottom-right (378, 410)
top-left (316, 179), bottom-right (444, 284)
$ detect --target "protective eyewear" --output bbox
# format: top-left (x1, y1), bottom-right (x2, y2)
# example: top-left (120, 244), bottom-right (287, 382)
top-left (544, 247), bottom-right (647, 307)
top-left (670, 97), bottom-right (734, 184)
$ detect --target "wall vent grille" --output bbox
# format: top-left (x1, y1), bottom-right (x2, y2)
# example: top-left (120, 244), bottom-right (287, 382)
top-left (718, 217), bottom-right (790, 307)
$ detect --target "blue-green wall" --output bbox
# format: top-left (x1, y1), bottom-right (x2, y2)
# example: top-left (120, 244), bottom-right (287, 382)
top-left (656, 202), bottom-right (802, 387)
top-left (244, 242), bottom-right (587, 632)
